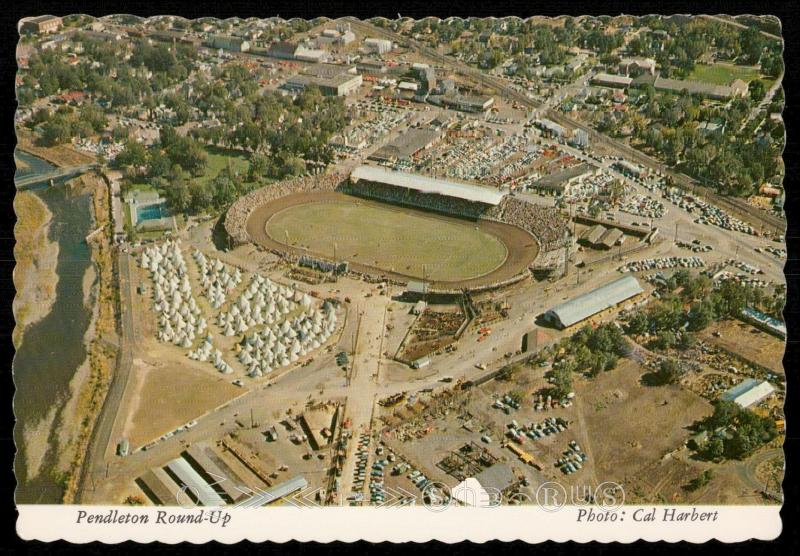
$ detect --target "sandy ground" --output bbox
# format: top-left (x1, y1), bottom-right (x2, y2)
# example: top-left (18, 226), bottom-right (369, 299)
top-left (13, 191), bottom-right (59, 348)
top-left (121, 351), bottom-right (245, 448)
top-left (20, 404), bottom-right (59, 482)
top-left (702, 320), bottom-right (785, 375)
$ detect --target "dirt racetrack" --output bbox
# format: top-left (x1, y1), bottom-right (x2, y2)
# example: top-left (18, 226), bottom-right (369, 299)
top-left (245, 191), bottom-right (539, 290)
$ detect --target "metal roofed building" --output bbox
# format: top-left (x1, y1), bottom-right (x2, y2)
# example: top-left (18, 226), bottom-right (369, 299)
top-left (351, 165), bottom-right (506, 206)
top-left (653, 76), bottom-right (744, 100)
top-left (721, 378), bottom-right (776, 409)
top-left (234, 476), bottom-right (309, 508)
top-left (543, 275), bottom-right (644, 329)
top-left (474, 463), bottom-right (519, 495)
top-left (369, 128), bottom-right (443, 163)
top-left (536, 162), bottom-right (599, 195)
top-left (165, 458), bottom-right (226, 507)
top-left (591, 73), bottom-right (633, 89)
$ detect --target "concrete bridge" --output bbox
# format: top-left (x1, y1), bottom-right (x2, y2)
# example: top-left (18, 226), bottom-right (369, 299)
top-left (14, 163), bottom-right (97, 190)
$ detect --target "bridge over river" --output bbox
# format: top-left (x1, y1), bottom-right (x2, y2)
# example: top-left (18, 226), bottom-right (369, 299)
top-left (15, 163), bottom-right (97, 190)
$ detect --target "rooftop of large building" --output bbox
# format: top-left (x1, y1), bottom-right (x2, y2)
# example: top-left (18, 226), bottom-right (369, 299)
top-left (545, 275), bottom-right (644, 328)
top-left (351, 165), bottom-right (506, 206)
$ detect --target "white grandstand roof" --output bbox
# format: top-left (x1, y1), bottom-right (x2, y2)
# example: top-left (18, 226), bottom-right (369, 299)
top-left (351, 165), bottom-right (506, 206)
top-left (545, 275), bottom-right (644, 329)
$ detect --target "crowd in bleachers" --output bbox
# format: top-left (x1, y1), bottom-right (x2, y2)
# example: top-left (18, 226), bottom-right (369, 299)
top-left (224, 173), bottom-right (345, 245)
top-left (485, 197), bottom-right (572, 252)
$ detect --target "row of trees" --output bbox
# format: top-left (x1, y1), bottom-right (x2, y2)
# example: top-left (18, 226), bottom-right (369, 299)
top-left (625, 271), bottom-right (784, 353)
top-left (34, 104), bottom-right (108, 147)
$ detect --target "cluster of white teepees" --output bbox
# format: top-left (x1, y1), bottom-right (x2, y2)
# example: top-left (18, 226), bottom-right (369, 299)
top-left (140, 240), bottom-right (207, 348)
top-left (139, 241), bottom-right (337, 379)
top-left (237, 302), bottom-right (337, 378)
top-left (192, 249), bottom-right (242, 309)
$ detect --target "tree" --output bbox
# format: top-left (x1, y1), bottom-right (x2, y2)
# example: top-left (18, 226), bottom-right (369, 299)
top-left (688, 302), bottom-right (714, 331)
top-left (705, 438), bottom-right (724, 461)
top-left (626, 312), bottom-right (649, 336)
top-left (551, 361), bottom-right (574, 398)
top-left (749, 79), bottom-right (767, 102)
top-left (115, 141), bottom-right (149, 170)
top-left (655, 358), bottom-right (683, 385)
top-left (248, 152), bottom-right (270, 181)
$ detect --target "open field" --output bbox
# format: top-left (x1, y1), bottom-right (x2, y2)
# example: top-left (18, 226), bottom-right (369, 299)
top-left (123, 356), bottom-right (244, 448)
top-left (248, 191), bottom-right (539, 288)
top-left (16, 129), bottom-right (96, 167)
top-left (198, 146), bottom-right (252, 187)
top-left (575, 359), bottom-right (713, 494)
top-left (266, 199), bottom-right (508, 282)
top-left (688, 63), bottom-right (763, 85)
top-left (701, 319), bottom-right (785, 375)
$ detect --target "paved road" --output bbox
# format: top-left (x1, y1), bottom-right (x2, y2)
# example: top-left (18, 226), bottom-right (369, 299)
top-left (76, 250), bottom-right (138, 501)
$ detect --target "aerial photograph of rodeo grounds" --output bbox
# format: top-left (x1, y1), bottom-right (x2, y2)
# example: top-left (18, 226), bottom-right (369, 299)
top-left (14, 13), bottom-right (785, 509)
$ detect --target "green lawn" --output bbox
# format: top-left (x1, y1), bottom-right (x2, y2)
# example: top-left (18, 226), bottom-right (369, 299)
top-left (197, 147), bottom-right (251, 187)
top-left (265, 200), bottom-right (509, 282)
top-left (688, 63), bottom-right (763, 85)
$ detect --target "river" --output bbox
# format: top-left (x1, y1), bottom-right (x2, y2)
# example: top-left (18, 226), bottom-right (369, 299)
top-left (14, 150), bottom-right (94, 503)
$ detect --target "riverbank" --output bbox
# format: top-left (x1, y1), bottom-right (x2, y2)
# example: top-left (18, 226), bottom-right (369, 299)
top-left (16, 129), bottom-right (96, 168)
top-left (49, 172), bottom-right (120, 503)
top-left (13, 191), bottom-right (59, 349)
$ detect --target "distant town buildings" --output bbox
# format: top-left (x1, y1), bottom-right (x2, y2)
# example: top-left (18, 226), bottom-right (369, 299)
top-left (284, 63), bottom-right (362, 96)
top-left (20, 15), bottom-right (62, 35)
top-left (364, 37), bottom-right (393, 54)
top-left (205, 34), bottom-right (250, 53)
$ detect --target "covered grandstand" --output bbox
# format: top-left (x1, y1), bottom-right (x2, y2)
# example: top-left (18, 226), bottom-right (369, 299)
top-left (350, 165), bottom-right (506, 207)
top-left (543, 275), bottom-right (644, 329)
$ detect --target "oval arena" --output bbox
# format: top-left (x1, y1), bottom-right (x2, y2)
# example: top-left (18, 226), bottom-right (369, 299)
top-left (224, 167), bottom-right (572, 292)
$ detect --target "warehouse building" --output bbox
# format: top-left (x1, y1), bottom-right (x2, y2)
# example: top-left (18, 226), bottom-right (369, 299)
top-left (20, 15), bottom-right (62, 34)
top-left (653, 76), bottom-right (748, 100)
top-left (205, 34), bottom-right (250, 52)
top-left (439, 93), bottom-right (495, 113)
top-left (536, 162), bottom-right (599, 195)
top-left (369, 127), bottom-right (443, 164)
top-left (364, 37), bottom-right (393, 54)
top-left (535, 118), bottom-right (567, 138)
top-left (591, 73), bottom-right (633, 89)
top-left (284, 69), bottom-right (362, 96)
top-left (721, 378), bottom-right (775, 409)
top-left (543, 275), bottom-right (644, 329)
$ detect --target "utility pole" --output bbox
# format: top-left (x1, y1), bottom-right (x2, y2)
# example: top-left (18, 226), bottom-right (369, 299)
top-left (674, 222), bottom-right (678, 243)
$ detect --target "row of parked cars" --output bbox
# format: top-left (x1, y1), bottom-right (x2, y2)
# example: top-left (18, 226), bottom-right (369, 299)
top-left (618, 256), bottom-right (705, 273)
top-left (507, 416), bottom-right (570, 444)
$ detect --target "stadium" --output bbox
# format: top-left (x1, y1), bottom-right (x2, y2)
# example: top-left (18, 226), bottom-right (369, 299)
top-left (224, 165), bottom-right (573, 292)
